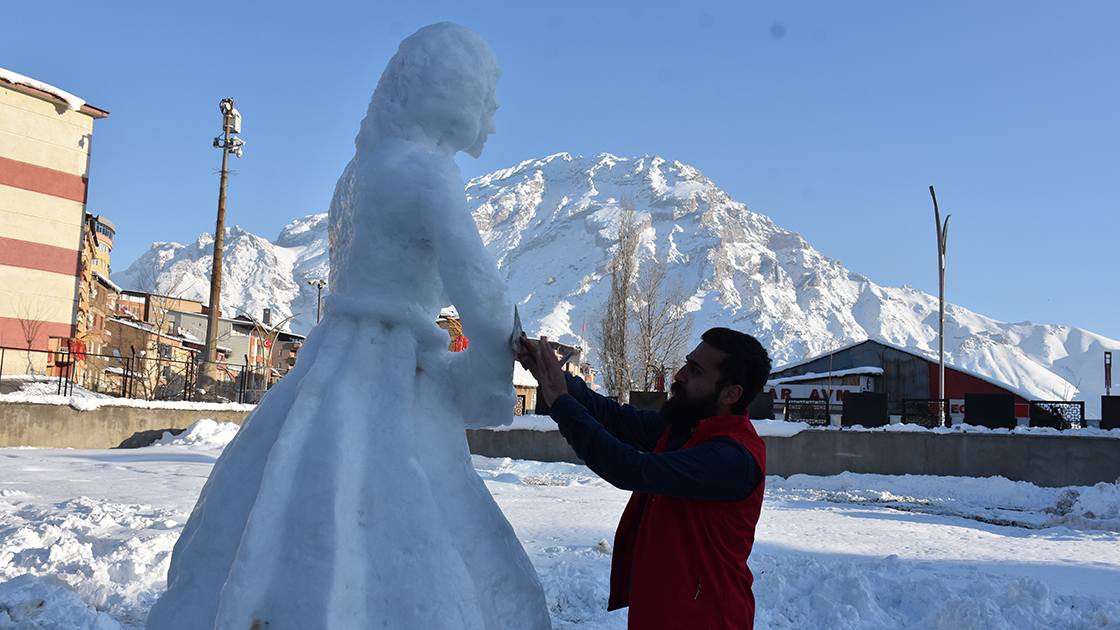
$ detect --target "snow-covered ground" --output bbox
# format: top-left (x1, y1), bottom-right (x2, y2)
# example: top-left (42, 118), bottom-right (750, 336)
top-left (2, 419), bottom-right (1118, 629)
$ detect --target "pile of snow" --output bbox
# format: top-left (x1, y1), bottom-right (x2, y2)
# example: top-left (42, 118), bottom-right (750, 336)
top-left (768, 472), bottom-right (1120, 532)
top-left (0, 375), bottom-right (114, 405)
top-left (752, 554), bottom-right (1115, 630)
top-left (485, 413), bottom-right (563, 432)
top-left (0, 493), bottom-right (182, 628)
top-left (151, 419), bottom-right (242, 449)
top-left (0, 575), bottom-right (118, 629)
top-left (1, 420), bottom-right (1119, 628)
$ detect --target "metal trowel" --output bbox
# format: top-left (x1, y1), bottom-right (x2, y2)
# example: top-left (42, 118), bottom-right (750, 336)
top-left (510, 306), bottom-right (525, 354)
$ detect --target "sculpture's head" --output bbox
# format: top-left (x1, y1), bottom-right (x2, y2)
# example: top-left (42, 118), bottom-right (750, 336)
top-left (359, 22), bottom-right (500, 158)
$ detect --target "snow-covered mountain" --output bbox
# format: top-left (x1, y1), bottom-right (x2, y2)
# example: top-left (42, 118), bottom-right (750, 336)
top-left (112, 213), bottom-right (329, 334)
top-left (114, 153), bottom-right (1119, 416)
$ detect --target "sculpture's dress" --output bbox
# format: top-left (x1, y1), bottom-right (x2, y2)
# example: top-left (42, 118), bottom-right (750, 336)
top-left (146, 23), bottom-right (551, 630)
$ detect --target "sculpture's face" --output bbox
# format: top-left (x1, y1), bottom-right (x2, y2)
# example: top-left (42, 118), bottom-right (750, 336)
top-left (464, 89), bottom-right (498, 159)
top-left (360, 23), bottom-right (502, 158)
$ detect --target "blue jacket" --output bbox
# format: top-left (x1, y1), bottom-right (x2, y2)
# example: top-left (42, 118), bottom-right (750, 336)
top-left (548, 373), bottom-right (761, 505)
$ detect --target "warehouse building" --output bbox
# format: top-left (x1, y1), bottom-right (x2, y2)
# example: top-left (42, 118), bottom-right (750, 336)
top-left (770, 339), bottom-right (1032, 425)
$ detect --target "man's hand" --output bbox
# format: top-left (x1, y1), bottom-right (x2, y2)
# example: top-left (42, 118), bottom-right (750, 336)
top-left (515, 334), bottom-right (569, 407)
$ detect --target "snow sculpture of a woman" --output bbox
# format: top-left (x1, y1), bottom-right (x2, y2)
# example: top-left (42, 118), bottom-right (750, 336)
top-left (147, 23), bottom-right (551, 630)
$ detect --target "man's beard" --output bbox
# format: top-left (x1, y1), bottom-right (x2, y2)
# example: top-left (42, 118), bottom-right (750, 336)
top-left (659, 381), bottom-right (722, 428)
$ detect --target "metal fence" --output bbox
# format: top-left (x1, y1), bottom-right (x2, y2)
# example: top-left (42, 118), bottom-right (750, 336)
top-left (901, 398), bottom-right (948, 428)
top-left (1029, 401), bottom-right (1085, 430)
top-left (784, 398), bottom-right (830, 426)
top-left (0, 346), bottom-right (277, 404)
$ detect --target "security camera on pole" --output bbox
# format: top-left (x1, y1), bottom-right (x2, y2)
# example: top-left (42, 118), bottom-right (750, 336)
top-left (198, 98), bottom-right (245, 397)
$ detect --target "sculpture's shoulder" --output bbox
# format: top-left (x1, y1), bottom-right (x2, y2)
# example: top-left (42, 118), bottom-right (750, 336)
top-left (357, 141), bottom-right (461, 191)
top-left (330, 140), bottom-right (467, 236)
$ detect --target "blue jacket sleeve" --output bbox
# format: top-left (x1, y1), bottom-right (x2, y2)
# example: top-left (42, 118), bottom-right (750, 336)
top-left (561, 373), bottom-right (665, 451)
top-left (549, 374), bottom-right (760, 503)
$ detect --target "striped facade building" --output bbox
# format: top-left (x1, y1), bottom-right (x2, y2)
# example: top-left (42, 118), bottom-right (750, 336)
top-left (0, 68), bottom-right (109, 364)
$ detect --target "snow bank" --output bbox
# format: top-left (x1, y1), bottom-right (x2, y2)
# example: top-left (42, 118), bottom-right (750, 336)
top-left (754, 419), bottom-right (812, 437)
top-left (752, 553), bottom-right (1120, 630)
top-left (485, 413), bottom-right (562, 432)
top-left (0, 495), bottom-right (182, 628)
top-left (770, 472), bottom-right (1120, 531)
top-left (0, 574), bottom-right (120, 629)
top-left (151, 419), bottom-right (241, 449)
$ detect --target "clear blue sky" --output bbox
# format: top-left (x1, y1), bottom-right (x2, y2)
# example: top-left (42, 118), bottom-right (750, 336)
top-left (6, 1), bottom-right (1118, 341)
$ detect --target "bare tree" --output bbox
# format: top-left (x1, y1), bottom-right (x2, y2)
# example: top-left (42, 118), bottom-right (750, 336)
top-left (593, 195), bottom-right (639, 401)
top-left (109, 277), bottom-right (198, 400)
top-left (16, 298), bottom-right (49, 373)
top-left (630, 257), bottom-right (694, 391)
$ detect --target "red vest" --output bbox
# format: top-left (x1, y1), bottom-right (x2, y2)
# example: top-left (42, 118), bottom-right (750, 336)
top-left (608, 414), bottom-right (767, 630)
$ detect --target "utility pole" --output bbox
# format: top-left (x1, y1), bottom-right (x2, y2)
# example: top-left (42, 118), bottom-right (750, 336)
top-left (199, 98), bottom-right (245, 395)
top-left (308, 279), bottom-right (327, 324)
top-left (930, 186), bottom-right (951, 424)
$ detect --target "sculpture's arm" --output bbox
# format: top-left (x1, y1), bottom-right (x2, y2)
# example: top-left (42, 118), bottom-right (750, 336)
top-left (419, 161), bottom-right (516, 427)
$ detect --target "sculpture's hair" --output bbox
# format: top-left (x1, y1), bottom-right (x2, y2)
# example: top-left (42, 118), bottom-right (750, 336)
top-left (700, 328), bottom-right (772, 415)
top-left (357, 22), bottom-right (500, 154)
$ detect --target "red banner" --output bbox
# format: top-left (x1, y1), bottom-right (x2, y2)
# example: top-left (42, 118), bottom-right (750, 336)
top-left (67, 339), bottom-right (87, 362)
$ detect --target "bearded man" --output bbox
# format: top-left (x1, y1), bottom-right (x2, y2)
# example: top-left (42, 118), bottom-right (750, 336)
top-left (517, 328), bottom-right (771, 630)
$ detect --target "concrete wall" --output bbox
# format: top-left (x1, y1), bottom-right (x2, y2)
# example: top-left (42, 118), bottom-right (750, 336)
top-left (763, 430), bottom-right (1120, 488)
top-left (4, 402), bottom-right (1118, 487)
top-left (0, 402), bottom-right (250, 449)
top-left (466, 429), bottom-right (585, 465)
top-left (467, 427), bottom-right (1120, 488)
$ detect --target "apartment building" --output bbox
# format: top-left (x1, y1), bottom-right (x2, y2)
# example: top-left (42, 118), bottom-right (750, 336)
top-left (0, 67), bottom-right (108, 369)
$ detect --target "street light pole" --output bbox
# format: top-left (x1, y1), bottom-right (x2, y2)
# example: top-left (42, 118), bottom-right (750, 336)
top-left (199, 98), bottom-right (245, 395)
top-left (308, 279), bottom-right (327, 323)
top-left (930, 186), bottom-right (951, 424)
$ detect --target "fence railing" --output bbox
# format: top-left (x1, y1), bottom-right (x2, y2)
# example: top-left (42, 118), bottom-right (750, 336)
top-left (779, 395), bottom-right (1093, 432)
top-left (0, 346), bottom-right (279, 404)
top-left (784, 398), bottom-right (830, 426)
top-left (901, 398), bottom-right (948, 428)
top-left (1029, 401), bottom-right (1085, 430)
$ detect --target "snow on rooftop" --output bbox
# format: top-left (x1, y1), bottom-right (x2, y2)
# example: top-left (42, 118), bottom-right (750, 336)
top-left (772, 338), bottom-right (1051, 404)
top-left (0, 67), bottom-right (86, 111)
top-left (768, 366), bottom-right (884, 385)
top-left (514, 362), bottom-right (538, 388)
top-left (93, 271), bottom-right (122, 293)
